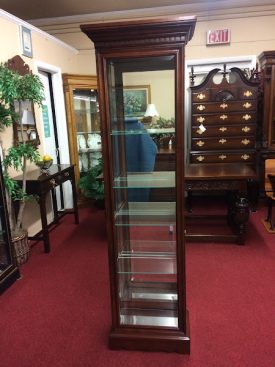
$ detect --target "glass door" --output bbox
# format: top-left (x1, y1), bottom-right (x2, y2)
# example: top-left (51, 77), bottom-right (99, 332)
top-left (73, 88), bottom-right (101, 176)
top-left (107, 55), bottom-right (179, 328)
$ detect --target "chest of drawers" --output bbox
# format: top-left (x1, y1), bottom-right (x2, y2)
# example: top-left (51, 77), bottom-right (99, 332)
top-left (189, 67), bottom-right (260, 165)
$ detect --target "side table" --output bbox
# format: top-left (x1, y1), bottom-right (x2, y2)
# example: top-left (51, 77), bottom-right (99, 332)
top-left (15, 164), bottom-right (79, 253)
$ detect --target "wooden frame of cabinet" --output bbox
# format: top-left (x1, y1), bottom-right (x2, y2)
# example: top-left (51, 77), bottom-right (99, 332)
top-left (257, 51), bottom-right (275, 194)
top-left (0, 157), bottom-right (20, 294)
top-left (81, 16), bottom-right (196, 354)
top-left (62, 74), bottom-right (100, 185)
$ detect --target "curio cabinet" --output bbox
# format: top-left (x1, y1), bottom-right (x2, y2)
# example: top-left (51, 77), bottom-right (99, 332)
top-left (81, 16), bottom-right (196, 353)
top-left (0, 156), bottom-right (20, 294)
top-left (62, 74), bottom-right (101, 188)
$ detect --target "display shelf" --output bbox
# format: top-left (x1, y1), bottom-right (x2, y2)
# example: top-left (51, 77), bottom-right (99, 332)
top-left (115, 202), bottom-right (175, 226)
top-left (111, 128), bottom-right (175, 136)
top-left (113, 171), bottom-right (175, 188)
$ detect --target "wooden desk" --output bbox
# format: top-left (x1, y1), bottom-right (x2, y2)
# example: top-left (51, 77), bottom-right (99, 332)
top-left (184, 163), bottom-right (257, 245)
top-left (15, 164), bottom-right (79, 253)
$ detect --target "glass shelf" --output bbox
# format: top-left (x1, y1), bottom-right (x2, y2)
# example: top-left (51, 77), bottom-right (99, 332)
top-left (113, 171), bottom-right (175, 189)
top-left (111, 128), bottom-right (175, 136)
top-left (77, 131), bottom-right (101, 135)
top-left (115, 202), bottom-right (175, 226)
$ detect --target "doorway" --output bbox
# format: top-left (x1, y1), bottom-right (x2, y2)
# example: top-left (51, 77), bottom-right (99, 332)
top-left (36, 62), bottom-right (72, 209)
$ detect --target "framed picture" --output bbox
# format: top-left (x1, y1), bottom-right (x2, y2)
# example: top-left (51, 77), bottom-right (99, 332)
top-left (21, 26), bottom-right (33, 58)
top-left (123, 85), bottom-right (151, 117)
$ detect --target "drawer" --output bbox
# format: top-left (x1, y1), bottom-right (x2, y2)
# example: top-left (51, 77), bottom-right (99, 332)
top-left (192, 112), bottom-right (257, 125)
top-left (192, 124), bottom-right (256, 137)
top-left (192, 100), bottom-right (257, 113)
top-left (191, 136), bottom-right (255, 150)
top-left (190, 151), bottom-right (256, 164)
top-left (192, 89), bottom-right (211, 102)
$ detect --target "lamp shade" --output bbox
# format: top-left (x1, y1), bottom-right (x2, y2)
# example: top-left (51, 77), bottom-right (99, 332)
top-left (22, 109), bottom-right (35, 125)
top-left (144, 104), bottom-right (159, 117)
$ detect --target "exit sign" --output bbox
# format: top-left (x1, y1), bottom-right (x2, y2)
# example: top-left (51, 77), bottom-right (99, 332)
top-left (207, 29), bottom-right (230, 45)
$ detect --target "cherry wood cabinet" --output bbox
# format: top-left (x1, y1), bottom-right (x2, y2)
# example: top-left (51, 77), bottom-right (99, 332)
top-left (189, 67), bottom-right (260, 165)
top-left (257, 51), bottom-right (275, 193)
top-left (81, 16), bottom-right (196, 354)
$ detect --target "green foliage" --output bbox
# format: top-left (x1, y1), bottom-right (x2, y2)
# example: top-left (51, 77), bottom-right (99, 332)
top-left (0, 61), bottom-right (44, 233)
top-left (3, 143), bottom-right (40, 171)
top-left (79, 159), bottom-right (104, 201)
top-left (0, 63), bottom-right (44, 106)
top-left (149, 116), bottom-right (175, 128)
top-left (3, 143), bottom-right (41, 201)
top-left (0, 103), bottom-right (13, 130)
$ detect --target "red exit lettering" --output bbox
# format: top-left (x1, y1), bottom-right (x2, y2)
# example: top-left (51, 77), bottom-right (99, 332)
top-left (207, 29), bottom-right (230, 45)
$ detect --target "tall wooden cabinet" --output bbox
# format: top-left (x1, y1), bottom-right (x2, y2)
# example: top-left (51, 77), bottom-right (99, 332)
top-left (189, 67), bottom-right (260, 166)
top-left (0, 157), bottom-right (20, 294)
top-left (62, 74), bottom-right (101, 185)
top-left (258, 51), bottom-right (275, 151)
top-left (81, 16), bottom-right (196, 354)
top-left (257, 51), bottom-right (275, 193)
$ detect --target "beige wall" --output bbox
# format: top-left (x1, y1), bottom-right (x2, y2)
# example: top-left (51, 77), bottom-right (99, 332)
top-left (124, 71), bottom-right (175, 119)
top-left (39, 7), bottom-right (275, 74)
top-left (0, 13), bottom-right (81, 236)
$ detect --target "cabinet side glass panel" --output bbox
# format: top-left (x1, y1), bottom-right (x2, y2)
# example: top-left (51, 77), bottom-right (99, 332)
top-left (107, 56), bottom-right (178, 328)
top-left (73, 89), bottom-right (101, 174)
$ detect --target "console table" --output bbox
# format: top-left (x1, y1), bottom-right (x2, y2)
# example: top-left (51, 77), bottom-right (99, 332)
top-left (15, 164), bottom-right (79, 253)
top-left (184, 163), bottom-right (257, 244)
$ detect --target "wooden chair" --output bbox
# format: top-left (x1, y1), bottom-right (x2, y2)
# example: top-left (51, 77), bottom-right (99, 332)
top-left (265, 174), bottom-right (275, 230)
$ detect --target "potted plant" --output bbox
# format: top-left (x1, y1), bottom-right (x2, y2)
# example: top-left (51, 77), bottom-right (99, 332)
top-left (0, 60), bottom-right (44, 264)
top-left (79, 158), bottom-right (105, 208)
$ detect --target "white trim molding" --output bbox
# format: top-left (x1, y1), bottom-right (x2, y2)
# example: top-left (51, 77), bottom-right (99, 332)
top-left (0, 9), bottom-right (78, 54)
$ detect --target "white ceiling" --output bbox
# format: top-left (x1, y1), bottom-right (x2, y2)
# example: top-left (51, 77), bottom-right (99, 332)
top-left (1, 0), bottom-right (275, 22)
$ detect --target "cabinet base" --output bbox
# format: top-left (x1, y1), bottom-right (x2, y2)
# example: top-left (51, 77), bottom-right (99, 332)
top-left (0, 266), bottom-right (20, 294)
top-left (109, 310), bottom-right (190, 354)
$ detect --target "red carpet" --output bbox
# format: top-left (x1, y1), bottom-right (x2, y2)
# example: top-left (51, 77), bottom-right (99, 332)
top-left (0, 204), bottom-right (275, 367)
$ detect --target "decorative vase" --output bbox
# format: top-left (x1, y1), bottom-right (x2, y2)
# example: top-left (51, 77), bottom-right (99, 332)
top-left (11, 229), bottom-right (30, 266)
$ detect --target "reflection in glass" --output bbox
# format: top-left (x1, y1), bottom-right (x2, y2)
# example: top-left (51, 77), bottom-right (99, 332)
top-left (73, 89), bottom-right (101, 175)
top-left (107, 55), bottom-right (177, 328)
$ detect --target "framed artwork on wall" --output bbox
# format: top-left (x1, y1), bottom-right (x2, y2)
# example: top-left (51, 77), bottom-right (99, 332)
top-left (21, 26), bottom-right (33, 58)
top-left (123, 85), bottom-right (151, 117)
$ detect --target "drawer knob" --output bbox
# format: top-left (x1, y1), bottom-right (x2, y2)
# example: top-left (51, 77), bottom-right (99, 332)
top-left (242, 114), bottom-right (251, 121)
top-left (241, 154), bottom-right (250, 160)
top-left (196, 155), bottom-right (205, 162)
top-left (197, 104), bottom-right (205, 111)
top-left (196, 140), bottom-right (205, 147)
top-left (196, 128), bottom-right (204, 135)
top-left (241, 139), bottom-right (250, 145)
top-left (219, 127), bottom-right (227, 132)
top-left (242, 126), bottom-right (251, 132)
top-left (243, 102), bottom-right (252, 109)
top-left (243, 90), bottom-right (253, 97)
top-left (219, 138), bottom-right (227, 144)
top-left (197, 93), bottom-right (206, 100)
top-left (220, 103), bottom-right (228, 109)
top-left (220, 114), bottom-right (228, 120)
top-left (197, 116), bottom-right (205, 123)
top-left (219, 155), bottom-right (227, 160)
